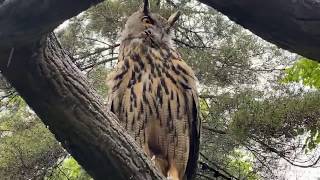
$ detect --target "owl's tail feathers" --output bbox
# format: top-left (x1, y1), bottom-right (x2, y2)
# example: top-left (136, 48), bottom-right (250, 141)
top-left (167, 164), bottom-right (180, 180)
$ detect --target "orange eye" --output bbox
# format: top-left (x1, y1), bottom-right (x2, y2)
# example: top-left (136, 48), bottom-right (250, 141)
top-left (141, 16), bottom-right (153, 24)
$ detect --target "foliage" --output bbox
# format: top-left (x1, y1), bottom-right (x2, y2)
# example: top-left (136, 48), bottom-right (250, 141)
top-left (87, 66), bottom-right (111, 98)
top-left (199, 89), bottom-right (320, 179)
top-left (227, 150), bottom-right (259, 180)
top-left (47, 157), bottom-right (92, 180)
top-left (284, 57), bottom-right (320, 88)
top-left (231, 90), bottom-right (320, 151)
top-left (283, 57), bottom-right (320, 152)
top-left (0, 96), bottom-right (66, 179)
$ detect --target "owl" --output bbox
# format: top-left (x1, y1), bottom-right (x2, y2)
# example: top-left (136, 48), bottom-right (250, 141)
top-left (106, 1), bottom-right (200, 179)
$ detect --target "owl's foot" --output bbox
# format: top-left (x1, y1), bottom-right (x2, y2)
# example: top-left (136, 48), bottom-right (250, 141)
top-left (167, 175), bottom-right (179, 180)
top-left (167, 164), bottom-right (179, 180)
top-left (166, 176), bottom-right (173, 180)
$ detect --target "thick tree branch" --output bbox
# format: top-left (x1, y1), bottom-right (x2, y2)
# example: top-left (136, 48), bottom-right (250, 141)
top-left (0, 34), bottom-right (164, 180)
top-left (0, 0), bottom-right (103, 46)
top-left (198, 0), bottom-right (320, 61)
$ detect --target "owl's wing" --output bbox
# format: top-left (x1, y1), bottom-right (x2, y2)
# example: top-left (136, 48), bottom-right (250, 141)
top-left (171, 56), bottom-right (200, 179)
top-left (185, 87), bottom-right (200, 180)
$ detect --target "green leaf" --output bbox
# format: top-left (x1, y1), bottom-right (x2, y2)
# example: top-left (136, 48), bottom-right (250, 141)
top-left (283, 57), bottom-right (320, 88)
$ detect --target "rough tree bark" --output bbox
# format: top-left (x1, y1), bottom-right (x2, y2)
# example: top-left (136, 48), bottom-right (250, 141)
top-left (199, 0), bottom-right (320, 61)
top-left (1, 0), bottom-right (320, 179)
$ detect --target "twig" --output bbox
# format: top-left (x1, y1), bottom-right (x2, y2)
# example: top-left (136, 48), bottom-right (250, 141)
top-left (80, 57), bottom-right (118, 70)
top-left (196, 172), bottom-right (216, 180)
top-left (199, 94), bottom-right (218, 99)
top-left (173, 38), bottom-right (212, 49)
top-left (200, 152), bottom-right (239, 180)
top-left (7, 47), bottom-right (14, 67)
top-left (77, 36), bottom-right (112, 46)
top-left (0, 90), bottom-right (16, 100)
top-left (75, 44), bottom-right (119, 60)
top-left (202, 125), bottom-right (227, 134)
top-left (249, 135), bottom-right (320, 168)
top-left (164, 0), bottom-right (177, 8)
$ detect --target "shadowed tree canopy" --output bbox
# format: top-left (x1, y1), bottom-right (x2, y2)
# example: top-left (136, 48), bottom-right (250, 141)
top-left (1, 0), bottom-right (320, 179)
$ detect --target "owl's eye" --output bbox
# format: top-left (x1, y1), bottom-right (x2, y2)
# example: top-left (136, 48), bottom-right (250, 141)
top-left (141, 16), bottom-right (154, 25)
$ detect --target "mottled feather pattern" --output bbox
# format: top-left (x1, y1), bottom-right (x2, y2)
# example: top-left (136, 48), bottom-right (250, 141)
top-left (107, 10), bottom-right (200, 180)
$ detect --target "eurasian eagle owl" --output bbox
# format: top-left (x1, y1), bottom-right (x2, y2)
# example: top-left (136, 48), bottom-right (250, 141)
top-left (107, 1), bottom-right (200, 179)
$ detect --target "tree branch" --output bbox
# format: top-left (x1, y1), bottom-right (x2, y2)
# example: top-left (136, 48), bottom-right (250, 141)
top-left (198, 0), bottom-right (320, 61)
top-left (199, 152), bottom-right (238, 180)
top-left (203, 124), bottom-right (320, 168)
top-left (199, 95), bottom-right (218, 99)
top-left (75, 44), bottom-right (119, 61)
top-left (202, 125), bottom-right (227, 135)
top-left (0, 0), bottom-right (104, 46)
top-left (249, 135), bottom-right (320, 168)
top-left (80, 57), bottom-right (118, 70)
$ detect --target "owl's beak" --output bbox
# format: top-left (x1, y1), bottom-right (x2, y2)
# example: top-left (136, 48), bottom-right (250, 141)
top-left (143, 0), bottom-right (149, 15)
top-left (166, 11), bottom-right (181, 32)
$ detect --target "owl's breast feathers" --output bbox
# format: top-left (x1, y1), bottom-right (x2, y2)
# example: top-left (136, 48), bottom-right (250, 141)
top-left (107, 37), bottom-right (200, 180)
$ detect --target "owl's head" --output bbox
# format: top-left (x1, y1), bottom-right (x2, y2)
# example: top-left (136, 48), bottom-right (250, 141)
top-left (120, 0), bottom-right (180, 46)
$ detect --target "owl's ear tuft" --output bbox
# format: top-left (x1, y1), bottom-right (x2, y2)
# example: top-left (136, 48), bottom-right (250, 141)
top-left (166, 11), bottom-right (181, 32)
top-left (143, 0), bottom-right (150, 15)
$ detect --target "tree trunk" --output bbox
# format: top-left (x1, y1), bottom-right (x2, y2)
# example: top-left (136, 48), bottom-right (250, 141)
top-left (0, 34), bottom-right (164, 180)
top-left (199, 0), bottom-right (320, 61)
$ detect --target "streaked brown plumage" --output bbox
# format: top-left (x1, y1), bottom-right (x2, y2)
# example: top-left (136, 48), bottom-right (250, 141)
top-left (107, 2), bottom-right (200, 180)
